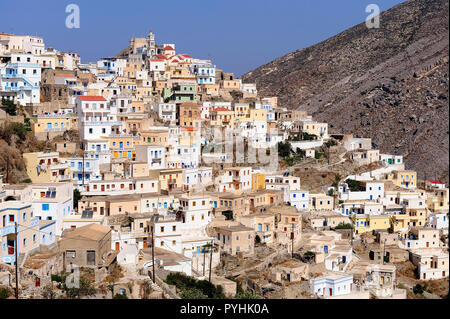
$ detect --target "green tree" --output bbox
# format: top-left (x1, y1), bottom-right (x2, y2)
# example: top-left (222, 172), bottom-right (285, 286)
top-left (1, 98), bottom-right (17, 116)
top-left (345, 179), bottom-right (361, 192)
top-left (277, 141), bottom-right (292, 158)
top-left (255, 235), bottom-right (261, 244)
top-left (113, 293), bottom-right (128, 299)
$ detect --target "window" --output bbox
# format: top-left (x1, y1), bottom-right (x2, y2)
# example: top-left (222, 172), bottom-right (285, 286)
top-left (66, 251), bottom-right (76, 258)
top-left (86, 251), bottom-right (96, 265)
top-left (42, 204), bottom-right (50, 211)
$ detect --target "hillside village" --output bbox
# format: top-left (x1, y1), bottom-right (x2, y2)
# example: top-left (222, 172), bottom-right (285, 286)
top-left (0, 30), bottom-right (448, 300)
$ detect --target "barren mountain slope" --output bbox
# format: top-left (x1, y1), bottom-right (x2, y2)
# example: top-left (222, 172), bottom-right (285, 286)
top-left (242, 0), bottom-right (449, 181)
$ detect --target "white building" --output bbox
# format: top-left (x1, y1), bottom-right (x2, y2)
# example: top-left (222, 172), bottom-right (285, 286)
top-left (135, 145), bottom-right (166, 170)
top-left (178, 195), bottom-right (213, 258)
top-left (289, 190), bottom-right (309, 211)
top-left (339, 180), bottom-right (384, 202)
top-left (0, 53), bottom-right (41, 105)
top-left (76, 96), bottom-right (123, 141)
top-left (215, 167), bottom-right (252, 193)
top-left (310, 272), bottom-right (354, 298)
top-left (155, 103), bottom-right (176, 121)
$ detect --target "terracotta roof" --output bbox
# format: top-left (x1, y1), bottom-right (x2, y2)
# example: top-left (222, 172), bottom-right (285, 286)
top-left (156, 54), bottom-right (167, 60)
top-left (163, 45), bottom-right (174, 51)
top-left (78, 96), bottom-right (107, 101)
top-left (428, 180), bottom-right (445, 184)
top-left (179, 102), bottom-right (199, 107)
top-left (213, 107), bottom-right (232, 112)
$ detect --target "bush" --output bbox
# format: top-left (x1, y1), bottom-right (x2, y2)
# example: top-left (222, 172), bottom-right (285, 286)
top-left (165, 272), bottom-right (225, 299)
top-left (113, 293), bottom-right (128, 299)
top-left (222, 210), bottom-right (233, 221)
top-left (413, 284), bottom-right (425, 295)
top-left (255, 235), bottom-right (261, 244)
top-left (345, 179), bottom-right (361, 192)
top-left (334, 222), bottom-right (353, 230)
top-left (0, 287), bottom-right (10, 299)
top-left (9, 122), bottom-right (28, 141)
top-left (1, 98), bottom-right (17, 116)
top-left (277, 141), bottom-right (292, 158)
top-left (51, 274), bottom-right (66, 283)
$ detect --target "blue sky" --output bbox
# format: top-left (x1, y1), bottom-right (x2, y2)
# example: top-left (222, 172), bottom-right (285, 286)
top-left (0, 0), bottom-right (405, 76)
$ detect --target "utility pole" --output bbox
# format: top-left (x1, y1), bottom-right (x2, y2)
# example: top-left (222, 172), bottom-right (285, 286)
top-left (82, 146), bottom-right (85, 187)
top-left (151, 225), bottom-right (155, 283)
top-left (382, 239), bottom-right (386, 265)
top-left (49, 265), bottom-right (54, 299)
top-left (202, 245), bottom-right (206, 276)
top-left (291, 223), bottom-right (294, 258)
top-left (208, 240), bottom-right (213, 282)
top-left (14, 222), bottom-right (19, 299)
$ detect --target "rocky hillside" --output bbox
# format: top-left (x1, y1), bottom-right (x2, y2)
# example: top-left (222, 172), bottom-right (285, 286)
top-left (242, 0), bottom-right (449, 182)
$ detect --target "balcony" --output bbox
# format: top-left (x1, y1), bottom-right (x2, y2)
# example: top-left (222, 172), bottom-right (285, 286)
top-left (59, 174), bottom-right (72, 181)
top-left (44, 127), bottom-right (68, 132)
top-left (0, 225), bottom-right (15, 236)
top-left (84, 121), bottom-right (123, 126)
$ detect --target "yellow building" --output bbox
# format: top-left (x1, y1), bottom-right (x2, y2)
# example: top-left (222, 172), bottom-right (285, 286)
top-left (302, 122), bottom-right (328, 139)
top-left (32, 114), bottom-right (77, 134)
top-left (391, 209), bottom-right (428, 232)
top-left (386, 170), bottom-right (417, 189)
top-left (210, 108), bottom-right (236, 129)
top-left (106, 135), bottom-right (137, 159)
top-left (249, 109), bottom-right (267, 122)
top-left (309, 194), bottom-right (334, 210)
top-left (23, 151), bottom-right (71, 183)
top-left (426, 188), bottom-right (449, 212)
top-left (149, 168), bottom-right (183, 192)
top-left (0, 201), bottom-right (40, 265)
top-left (353, 214), bottom-right (391, 234)
top-left (251, 172), bottom-right (266, 191)
top-left (234, 103), bottom-right (250, 122)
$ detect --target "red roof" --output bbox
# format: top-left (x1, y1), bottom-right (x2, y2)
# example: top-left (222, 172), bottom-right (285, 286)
top-left (78, 96), bottom-right (107, 101)
top-left (180, 102), bottom-right (199, 107)
top-left (172, 59), bottom-right (180, 63)
top-left (181, 54), bottom-right (192, 58)
top-left (150, 59), bottom-right (164, 62)
top-left (428, 180), bottom-right (445, 184)
top-left (156, 54), bottom-right (167, 60)
top-left (213, 107), bottom-right (231, 112)
top-left (163, 45), bottom-right (174, 51)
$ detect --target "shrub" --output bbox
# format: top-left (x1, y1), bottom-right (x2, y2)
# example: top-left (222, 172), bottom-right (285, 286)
top-left (0, 287), bottom-right (10, 299)
top-left (1, 98), bottom-right (17, 116)
top-left (113, 293), bottom-right (128, 299)
top-left (335, 222), bottom-right (353, 230)
top-left (345, 179), bottom-right (361, 192)
top-left (165, 272), bottom-right (225, 299)
top-left (255, 235), bottom-right (261, 244)
top-left (413, 284), bottom-right (425, 295)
